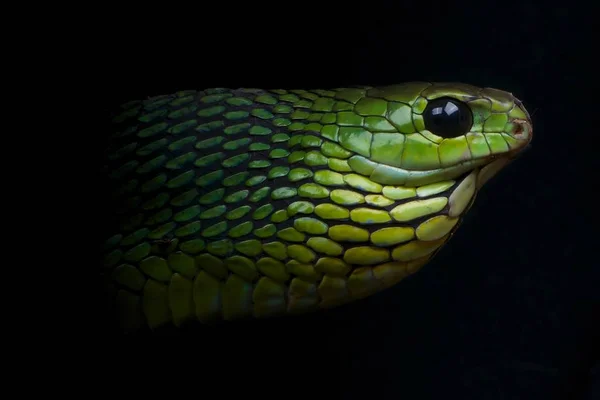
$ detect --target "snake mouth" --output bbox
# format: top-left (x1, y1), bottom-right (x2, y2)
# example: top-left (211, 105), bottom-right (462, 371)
top-left (403, 140), bottom-right (532, 191)
top-left (424, 118), bottom-right (533, 187)
top-left (363, 123), bottom-right (532, 189)
top-left (365, 152), bottom-right (514, 188)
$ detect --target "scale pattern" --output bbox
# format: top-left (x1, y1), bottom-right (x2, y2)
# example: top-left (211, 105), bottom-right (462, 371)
top-left (104, 83), bottom-right (531, 332)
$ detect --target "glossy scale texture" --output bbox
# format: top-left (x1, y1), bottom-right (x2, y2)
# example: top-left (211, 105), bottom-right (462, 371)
top-left (105, 82), bottom-right (532, 332)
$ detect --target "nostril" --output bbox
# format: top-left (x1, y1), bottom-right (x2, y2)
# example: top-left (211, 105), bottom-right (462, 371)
top-left (514, 123), bottom-right (524, 136)
top-left (505, 119), bottom-right (532, 141)
top-left (514, 119), bottom-right (532, 140)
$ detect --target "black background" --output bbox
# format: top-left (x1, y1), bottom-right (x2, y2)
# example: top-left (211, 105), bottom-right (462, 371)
top-left (102, 1), bottom-right (597, 399)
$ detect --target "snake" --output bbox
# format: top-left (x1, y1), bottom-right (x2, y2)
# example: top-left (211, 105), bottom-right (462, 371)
top-left (104, 82), bottom-right (533, 333)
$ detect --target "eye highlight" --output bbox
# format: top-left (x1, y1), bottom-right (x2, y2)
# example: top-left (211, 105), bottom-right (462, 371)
top-left (423, 97), bottom-right (473, 138)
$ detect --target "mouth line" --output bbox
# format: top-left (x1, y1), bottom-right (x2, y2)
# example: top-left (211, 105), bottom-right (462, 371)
top-left (423, 146), bottom-right (532, 188)
top-left (407, 148), bottom-right (530, 174)
top-left (365, 142), bottom-right (532, 187)
top-left (449, 142), bottom-right (533, 171)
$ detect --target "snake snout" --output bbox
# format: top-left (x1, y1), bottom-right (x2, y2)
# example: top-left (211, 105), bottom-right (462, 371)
top-left (504, 98), bottom-right (534, 155)
top-left (511, 98), bottom-right (534, 142)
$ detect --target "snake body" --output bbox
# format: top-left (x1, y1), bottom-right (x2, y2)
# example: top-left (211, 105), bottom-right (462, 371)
top-left (104, 82), bottom-right (532, 332)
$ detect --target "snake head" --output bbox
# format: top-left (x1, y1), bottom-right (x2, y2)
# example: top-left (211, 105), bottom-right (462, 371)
top-left (104, 83), bottom-right (536, 329)
top-left (346, 82), bottom-right (533, 189)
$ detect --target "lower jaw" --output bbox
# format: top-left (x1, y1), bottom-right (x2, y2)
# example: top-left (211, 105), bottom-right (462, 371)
top-left (476, 142), bottom-right (532, 187)
top-left (475, 156), bottom-right (517, 190)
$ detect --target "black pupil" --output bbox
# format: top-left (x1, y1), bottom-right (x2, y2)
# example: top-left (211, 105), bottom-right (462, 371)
top-left (423, 97), bottom-right (473, 138)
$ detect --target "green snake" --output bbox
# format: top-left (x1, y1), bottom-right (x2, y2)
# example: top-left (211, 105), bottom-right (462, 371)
top-left (104, 82), bottom-right (532, 332)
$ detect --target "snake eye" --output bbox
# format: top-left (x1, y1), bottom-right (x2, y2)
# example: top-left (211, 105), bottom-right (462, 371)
top-left (423, 97), bottom-right (473, 138)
